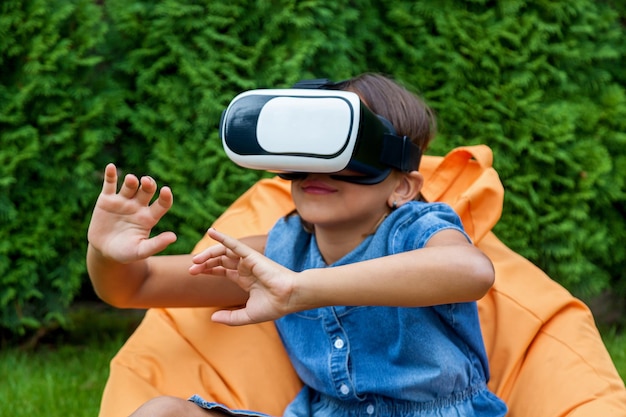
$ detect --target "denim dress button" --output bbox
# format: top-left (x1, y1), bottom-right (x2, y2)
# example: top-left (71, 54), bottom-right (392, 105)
top-left (334, 338), bottom-right (345, 349)
top-left (366, 404), bottom-right (375, 415)
top-left (339, 384), bottom-right (350, 395)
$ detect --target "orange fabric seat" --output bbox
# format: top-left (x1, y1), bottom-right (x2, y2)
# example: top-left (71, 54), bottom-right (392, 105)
top-left (98, 146), bottom-right (626, 417)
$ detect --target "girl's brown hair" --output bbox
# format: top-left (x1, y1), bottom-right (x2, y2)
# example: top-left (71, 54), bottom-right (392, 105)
top-left (337, 73), bottom-right (437, 154)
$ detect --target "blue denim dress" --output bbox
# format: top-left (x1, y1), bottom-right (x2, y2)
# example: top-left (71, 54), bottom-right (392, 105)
top-left (190, 202), bottom-right (507, 416)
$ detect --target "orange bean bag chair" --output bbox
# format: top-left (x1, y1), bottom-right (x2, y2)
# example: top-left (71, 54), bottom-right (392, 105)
top-left (98, 145), bottom-right (626, 417)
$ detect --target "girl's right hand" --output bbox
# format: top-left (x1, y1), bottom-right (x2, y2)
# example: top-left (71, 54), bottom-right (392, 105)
top-left (87, 163), bottom-right (177, 264)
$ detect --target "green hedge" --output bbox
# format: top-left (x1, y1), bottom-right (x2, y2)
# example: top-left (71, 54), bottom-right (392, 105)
top-left (0, 0), bottom-right (116, 335)
top-left (1, 0), bottom-right (625, 339)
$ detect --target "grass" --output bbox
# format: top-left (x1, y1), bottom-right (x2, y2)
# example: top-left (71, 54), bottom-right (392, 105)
top-left (0, 303), bottom-right (143, 417)
top-left (0, 304), bottom-right (624, 417)
top-left (0, 336), bottom-right (126, 417)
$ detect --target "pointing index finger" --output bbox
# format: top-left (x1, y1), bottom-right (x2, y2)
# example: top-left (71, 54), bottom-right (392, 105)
top-left (207, 228), bottom-right (254, 259)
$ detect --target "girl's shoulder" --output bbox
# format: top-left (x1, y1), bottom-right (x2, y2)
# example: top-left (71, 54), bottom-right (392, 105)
top-left (394, 200), bottom-right (462, 226)
top-left (381, 201), bottom-right (468, 251)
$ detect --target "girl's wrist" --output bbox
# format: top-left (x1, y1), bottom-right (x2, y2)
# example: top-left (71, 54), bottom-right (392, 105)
top-left (288, 268), bottom-right (325, 313)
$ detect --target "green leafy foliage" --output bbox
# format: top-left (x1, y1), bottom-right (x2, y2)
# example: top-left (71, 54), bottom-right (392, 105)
top-left (0, 0), bottom-right (119, 337)
top-left (1, 0), bottom-right (624, 338)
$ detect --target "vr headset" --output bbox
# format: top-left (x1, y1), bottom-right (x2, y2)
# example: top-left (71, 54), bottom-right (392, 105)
top-left (220, 81), bottom-right (422, 185)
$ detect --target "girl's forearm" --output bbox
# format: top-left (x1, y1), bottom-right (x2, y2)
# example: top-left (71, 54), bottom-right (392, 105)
top-left (87, 244), bottom-right (250, 309)
top-left (292, 245), bottom-right (494, 312)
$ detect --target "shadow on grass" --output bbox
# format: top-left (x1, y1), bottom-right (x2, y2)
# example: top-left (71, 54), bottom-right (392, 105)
top-left (2, 301), bottom-right (145, 351)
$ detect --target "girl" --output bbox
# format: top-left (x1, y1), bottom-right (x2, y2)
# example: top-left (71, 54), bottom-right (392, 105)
top-left (87, 73), bottom-right (507, 416)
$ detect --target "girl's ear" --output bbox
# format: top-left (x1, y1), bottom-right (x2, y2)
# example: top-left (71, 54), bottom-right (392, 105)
top-left (387, 171), bottom-right (423, 209)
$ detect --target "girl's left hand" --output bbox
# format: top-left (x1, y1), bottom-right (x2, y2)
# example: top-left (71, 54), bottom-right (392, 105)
top-left (189, 228), bottom-right (297, 326)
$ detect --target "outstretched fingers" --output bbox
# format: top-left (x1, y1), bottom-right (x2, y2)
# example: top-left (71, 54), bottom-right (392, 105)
top-left (101, 163), bottom-right (172, 214)
top-left (189, 228), bottom-right (256, 274)
top-left (189, 242), bottom-right (241, 275)
top-left (134, 176), bottom-right (158, 205)
top-left (148, 185), bottom-right (173, 220)
top-left (118, 175), bottom-right (139, 200)
top-left (101, 163), bottom-right (120, 195)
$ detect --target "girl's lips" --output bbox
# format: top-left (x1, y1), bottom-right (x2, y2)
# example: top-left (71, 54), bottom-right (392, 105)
top-left (301, 180), bottom-right (337, 195)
